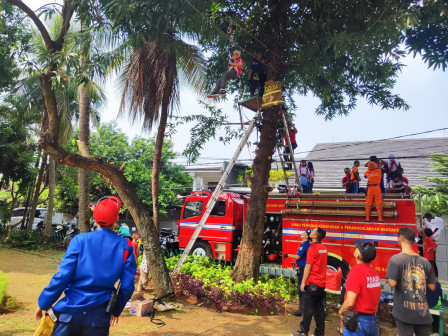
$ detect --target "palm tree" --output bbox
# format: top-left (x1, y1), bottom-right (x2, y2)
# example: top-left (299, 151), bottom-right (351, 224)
top-left (119, 34), bottom-right (207, 231)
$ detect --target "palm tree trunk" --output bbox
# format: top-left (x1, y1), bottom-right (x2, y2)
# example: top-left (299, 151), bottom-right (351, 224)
top-left (6, 182), bottom-right (19, 239)
top-left (151, 64), bottom-right (174, 232)
top-left (78, 81), bottom-right (91, 233)
top-left (43, 158), bottom-right (55, 248)
top-left (26, 154), bottom-right (47, 231)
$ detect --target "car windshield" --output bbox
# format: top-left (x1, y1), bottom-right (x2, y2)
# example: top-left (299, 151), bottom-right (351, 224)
top-left (183, 201), bottom-right (203, 219)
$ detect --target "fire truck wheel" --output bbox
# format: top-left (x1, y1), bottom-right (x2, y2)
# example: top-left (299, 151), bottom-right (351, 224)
top-left (327, 256), bottom-right (350, 284)
top-left (191, 241), bottom-right (213, 258)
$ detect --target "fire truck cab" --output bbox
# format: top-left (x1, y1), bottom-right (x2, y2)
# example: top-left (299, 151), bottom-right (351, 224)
top-left (176, 190), bottom-right (418, 281)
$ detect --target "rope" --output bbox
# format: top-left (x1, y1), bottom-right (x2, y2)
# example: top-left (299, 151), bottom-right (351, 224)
top-left (182, 0), bottom-right (275, 71)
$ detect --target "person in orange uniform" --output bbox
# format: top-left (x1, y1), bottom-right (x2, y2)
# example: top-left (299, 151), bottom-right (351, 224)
top-left (351, 160), bottom-right (361, 193)
top-left (364, 161), bottom-right (383, 222)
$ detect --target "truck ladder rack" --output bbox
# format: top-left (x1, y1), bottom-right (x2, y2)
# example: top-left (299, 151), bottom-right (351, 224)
top-left (171, 107), bottom-right (262, 277)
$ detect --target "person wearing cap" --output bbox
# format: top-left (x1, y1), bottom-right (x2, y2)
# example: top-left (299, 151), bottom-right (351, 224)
top-left (385, 153), bottom-right (402, 183)
top-left (292, 227), bottom-right (327, 336)
top-left (423, 212), bottom-right (444, 242)
top-left (284, 229), bottom-right (312, 316)
top-left (35, 196), bottom-right (137, 335)
top-left (210, 50), bottom-right (244, 95)
top-left (364, 161), bottom-right (384, 222)
top-left (364, 156), bottom-right (386, 193)
top-left (339, 241), bottom-right (381, 335)
top-left (386, 226), bottom-right (436, 336)
top-left (118, 223), bottom-right (131, 241)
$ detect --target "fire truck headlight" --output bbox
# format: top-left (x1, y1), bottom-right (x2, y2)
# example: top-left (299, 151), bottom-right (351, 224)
top-left (270, 216), bottom-right (274, 222)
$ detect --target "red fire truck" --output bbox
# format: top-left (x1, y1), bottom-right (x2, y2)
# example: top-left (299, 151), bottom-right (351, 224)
top-left (176, 190), bottom-right (418, 280)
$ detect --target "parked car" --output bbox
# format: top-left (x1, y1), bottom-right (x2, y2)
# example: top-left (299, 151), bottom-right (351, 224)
top-left (10, 207), bottom-right (64, 230)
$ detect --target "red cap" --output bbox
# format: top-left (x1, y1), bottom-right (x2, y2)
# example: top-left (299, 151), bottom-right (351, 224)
top-left (94, 196), bottom-right (121, 226)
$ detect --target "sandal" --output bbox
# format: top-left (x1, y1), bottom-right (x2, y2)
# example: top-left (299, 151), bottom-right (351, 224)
top-left (337, 327), bottom-right (343, 335)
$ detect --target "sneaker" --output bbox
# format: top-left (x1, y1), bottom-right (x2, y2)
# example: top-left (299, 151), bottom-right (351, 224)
top-left (219, 89), bottom-right (226, 94)
top-left (291, 332), bottom-right (307, 336)
top-left (291, 309), bottom-right (302, 316)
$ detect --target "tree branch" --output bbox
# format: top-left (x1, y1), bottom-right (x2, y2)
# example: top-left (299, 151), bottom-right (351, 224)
top-left (54, 2), bottom-right (75, 50)
top-left (7, 0), bottom-right (55, 51)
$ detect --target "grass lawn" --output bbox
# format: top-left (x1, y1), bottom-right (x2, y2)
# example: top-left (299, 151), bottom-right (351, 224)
top-left (0, 247), bottom-right (399, 335)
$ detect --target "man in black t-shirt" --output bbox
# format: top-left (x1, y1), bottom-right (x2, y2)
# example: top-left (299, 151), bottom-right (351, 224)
top-left (386, 226), bottom-right (436, 336)
top-left (248, 52), bottom-right (266, 97)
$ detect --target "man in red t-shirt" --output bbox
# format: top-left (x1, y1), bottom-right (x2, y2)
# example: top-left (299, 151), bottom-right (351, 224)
top-left (423, 228), bottom-right (438, 280)
top-left (339, 240), bottom-right (381, 335)
top-left (210, 50), bottom-right (244, 95)
top-left (292, 227), bottom-right (327, 336)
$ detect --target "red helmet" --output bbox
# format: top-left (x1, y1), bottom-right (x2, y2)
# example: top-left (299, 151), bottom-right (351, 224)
top-left (93, 196), bottom-right (121, 226)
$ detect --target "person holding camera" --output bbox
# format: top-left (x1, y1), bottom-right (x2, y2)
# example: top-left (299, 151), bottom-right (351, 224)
top-left (35, 196), bottom-right (137, 335)
top-left (292, 227), bottom-right (327, 336)
top-left (339, 240), bottom-right (381, 335)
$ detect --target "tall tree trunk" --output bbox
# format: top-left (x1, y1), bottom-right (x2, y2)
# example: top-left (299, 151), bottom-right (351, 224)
top-left (43, 158), bottom-right (56, 248)
top-left (231, 26), bottom-right (285, 281)
top-left (39, 81), bottom-right (174, 296)
top-left (151, 61), bottom-right (174, 232)
top-left (231, 105), bottom-right (280, 282)
top-left (78, 81), bottom-right (91, 233)
top-left (6, 182), bottom-right (18, 239)
top-left (26, 154), bottom-right (47, 231)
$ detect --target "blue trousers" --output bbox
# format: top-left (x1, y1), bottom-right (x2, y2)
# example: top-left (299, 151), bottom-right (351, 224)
top-left (352, 182), bottom-right (359, 193)
top-left (343, 314), bottom-right (378, 336)
top-left (52, 304), bottom-right (110, 336)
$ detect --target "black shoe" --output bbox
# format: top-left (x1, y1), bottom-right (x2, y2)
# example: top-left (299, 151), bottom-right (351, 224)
top-left (210, 90), bottom-right (218, 95)
top-left (219, 89), bottom-right (226, 94)
top-left (291, 309), bottom-right (302, 316)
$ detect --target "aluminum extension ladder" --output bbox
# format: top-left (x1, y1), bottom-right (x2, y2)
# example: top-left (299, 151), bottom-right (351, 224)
top-left (276, 112), bottom-right (301, 192)
top-left (171, 107), bottom-right (261, 277)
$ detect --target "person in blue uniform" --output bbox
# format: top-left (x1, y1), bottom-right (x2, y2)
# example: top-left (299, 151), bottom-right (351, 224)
top-left (35, 196), bottom-right (137, 335)
top-left (248, 52), bottom-right (266, 97)
top-left (284, 229), bottom-right (312, 316)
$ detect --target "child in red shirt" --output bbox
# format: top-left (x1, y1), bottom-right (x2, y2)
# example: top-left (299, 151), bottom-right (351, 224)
top-left (423, 228), bottom-right (438, 279)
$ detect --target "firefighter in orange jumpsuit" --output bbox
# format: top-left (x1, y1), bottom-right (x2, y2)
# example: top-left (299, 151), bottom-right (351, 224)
top-left (364, 161), bottom-right (384, 222)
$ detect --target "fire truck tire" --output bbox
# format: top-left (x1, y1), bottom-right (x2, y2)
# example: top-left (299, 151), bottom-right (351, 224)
top-left (191, 241), bottom-right (213, 258)
top-left (327, 256), bottom-right (350, 284)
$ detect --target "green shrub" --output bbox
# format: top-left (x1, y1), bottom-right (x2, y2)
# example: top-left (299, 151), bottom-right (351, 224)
top-left (0, 271), bottom-right (17, 313)
top-left (166, 255), bottom-right (298, 305)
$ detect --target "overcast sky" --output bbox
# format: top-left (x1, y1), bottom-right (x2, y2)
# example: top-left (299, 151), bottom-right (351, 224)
top-left (24, 1), bottom-right (448, 167)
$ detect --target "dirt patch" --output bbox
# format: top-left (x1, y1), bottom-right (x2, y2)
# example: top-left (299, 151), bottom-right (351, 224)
top-left (0, 247), bottom-right (399, 335)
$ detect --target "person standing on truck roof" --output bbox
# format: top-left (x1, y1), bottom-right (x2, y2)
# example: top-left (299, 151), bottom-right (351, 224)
top-left (339, 240), bottom-right (381, 336)
top-left (386, 227), bottom-right (436, 336)
top-left (292, 227), bottom-right (327, 336)
top-left (35, 196), bottom-right (137, 335)
top-left (385, 153), bottom-right (403, 183)
top-left (364, 161), bottom-right (384, 223)
top-left (351, 160), bottom-right (361, 193)
top-left (423, 213), bottom-right (444, 242)
top-left (298, 160), bottom-right (311, 193)
top-left (284, 229), bottom-right (312, 317)
top-left (365, 156), bottom-right (386, 193)
top-left (342, 168), bottom-right (353, 193)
